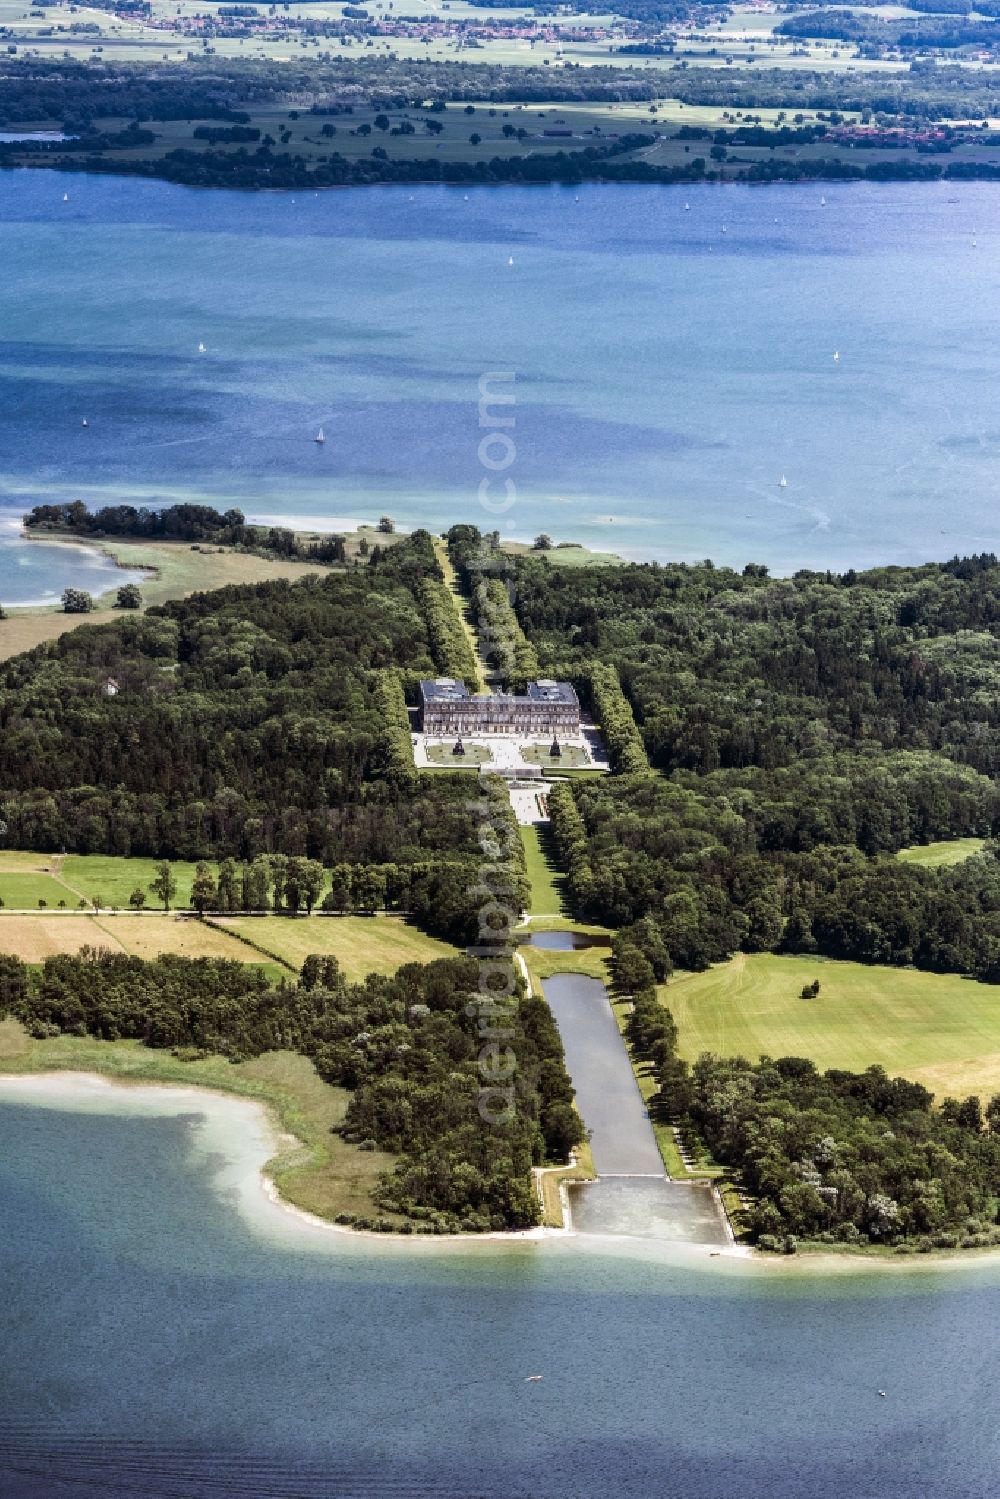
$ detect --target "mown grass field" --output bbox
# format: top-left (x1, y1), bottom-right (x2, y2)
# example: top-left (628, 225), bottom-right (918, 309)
top-left (897, 837), bottom-right (986, 868)
top-left (0, 1022), bottom-right (396, 1222)
top-left (519, 826), bottom-right (565, 917)
top-left (0, 873), bottom-right (70, 908)
top-left (215, 915), bottom-right (458, 981)
top-left (665, 952), bottom-right (1000, 1100)
top-left (0, 851), bottom-right (210, 915)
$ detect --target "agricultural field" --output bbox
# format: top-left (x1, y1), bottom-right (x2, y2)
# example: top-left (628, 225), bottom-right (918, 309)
top-left (0, 912), bottom-right (269, 965)
top-left (214, 915), bottom-right (459, 981)
top-left (897, 837), bottom-right (986, 868)
top-left (665, 952), bottom-right (1000, 1101)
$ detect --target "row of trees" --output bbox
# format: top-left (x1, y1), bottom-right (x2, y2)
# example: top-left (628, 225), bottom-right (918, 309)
top-left (447, 526), bottom-right (539, 687)
top-left (588, 662), bottom-right (649, 774)
top-left (417, 576), bottom-right (479, 688)
top-left (129, 844), bottom-right (530, 936)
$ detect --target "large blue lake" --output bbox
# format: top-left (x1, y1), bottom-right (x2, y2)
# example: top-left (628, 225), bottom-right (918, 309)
top-left (1, 1081), bottom-right (998, 1498)
top-left (0, 171), bottom-right (998, 604)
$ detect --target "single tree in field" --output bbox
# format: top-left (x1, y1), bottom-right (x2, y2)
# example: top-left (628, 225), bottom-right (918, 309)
top-left (62, 588), bottom-right (94, 614)
top-left (533, 534), bottom-right (553, 550)
top-left (115, 584), bottom-right (142, 609)
top-left (190, 862), bottom-right (218, 915)
top-left (377, 515), bottom-right (395, 534)
top-left (90, 893), bottom-right (103, 913)
top-left (151, 861), bottom-right (177, 912)
top-left (128, 887), bottom-right (147, 911)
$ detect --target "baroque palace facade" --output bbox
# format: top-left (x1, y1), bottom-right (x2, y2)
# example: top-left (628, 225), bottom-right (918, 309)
top-left (419, 678), bottom-right (580, 736)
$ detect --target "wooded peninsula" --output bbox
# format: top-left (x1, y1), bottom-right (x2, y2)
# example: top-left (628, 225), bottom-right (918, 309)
top-left (3, 506), bottom-right (1000, 1251)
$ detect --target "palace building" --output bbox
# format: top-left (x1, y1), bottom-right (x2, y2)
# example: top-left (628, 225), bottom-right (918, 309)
top-left (419, 678), bottom-right (580, 736)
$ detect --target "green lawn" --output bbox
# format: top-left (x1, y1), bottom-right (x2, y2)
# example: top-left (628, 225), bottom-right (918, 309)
top-left (215, 915), bottom-right (459, 983)
top-left (424, 742), bottom-right (492, 766)
top-left (665, 952), bottom-right (1000, 1101)
top-left (60, 855), bottom-right (203, 908)
top-left (897, 837), bottom-right (986, 868)
top-left (0, 873), bottom-right (73, 908)
top-left (519, 825), bottom-right (564, 917)
top-left (521, 742), bottom-right (590, 770)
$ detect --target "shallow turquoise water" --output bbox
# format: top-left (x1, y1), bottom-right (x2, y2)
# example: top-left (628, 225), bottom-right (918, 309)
top-left (0, 171), bottom-right (998, 601)
top-left (0, 515), bottom-right (145, 606)
top-left (0, 1086), bottom-right (998, 1497)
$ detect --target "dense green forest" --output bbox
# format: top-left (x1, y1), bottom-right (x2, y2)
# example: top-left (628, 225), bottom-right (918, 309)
top-left (462, 530), bottom-right (1000, 981)
top-left (0, 522), bottom-right (527, 942)
top-left (0, 949), bottom-right (583, 1231)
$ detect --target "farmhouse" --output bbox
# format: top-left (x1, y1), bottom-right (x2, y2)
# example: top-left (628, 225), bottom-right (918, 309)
top-left (419, 678), bottom-right (579, 735)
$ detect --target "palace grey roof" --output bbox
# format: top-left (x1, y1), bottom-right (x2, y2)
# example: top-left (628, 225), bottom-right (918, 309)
top-left (419, 678), bottom-right (578, 707)
top-left (526, 680), bottom-right (578, 706)
top-left (419, 678), bottom-right (471, 702)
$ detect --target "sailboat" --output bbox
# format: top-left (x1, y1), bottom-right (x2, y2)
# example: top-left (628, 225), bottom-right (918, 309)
top-left (684, 202), bottom-right (690, 211)
top-left (833, 350), bottom-right (840, 363)
top-left (62, 192), bottom-right (69, 203)
top-left (779, 474), bottom-right (787, 488)
top-left (81, 418), bottom-right (88, 428)
top-left (314, 427), bottom-right (325, 444)
top-left (197, 341), bottom-right (206, 354)
top-left (507, 256), bottom-right (514, 267)
top-left (820, 195), bottom-right (826, 206)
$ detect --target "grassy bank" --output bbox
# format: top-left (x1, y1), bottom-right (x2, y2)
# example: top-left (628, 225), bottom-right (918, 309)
top-left (0, 537), bottom-right (331, 660)
top-left (0, 1019), bottom-right (397, 1223)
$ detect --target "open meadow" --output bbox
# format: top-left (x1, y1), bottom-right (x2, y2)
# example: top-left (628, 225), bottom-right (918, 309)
top-left (215, 915), bottom-right (458, 981)
top-left (897, 837), bottom-right (986, 868)
top-left (666, 952), bottom-right (1000, 1101)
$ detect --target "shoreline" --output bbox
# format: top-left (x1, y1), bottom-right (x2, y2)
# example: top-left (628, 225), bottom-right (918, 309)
top-left (2, 1067), bottom-right (998, 1276)
top-left (3, 527), bottom-right (155, 613)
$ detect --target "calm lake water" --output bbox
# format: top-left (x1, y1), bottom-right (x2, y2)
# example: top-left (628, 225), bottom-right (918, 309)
top-left (1, 1083), bottom-right (999, 1499)
top-left (0, 515), bottom-right (145, 607)
top-left (0, 170), bottom-right (999, 601)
